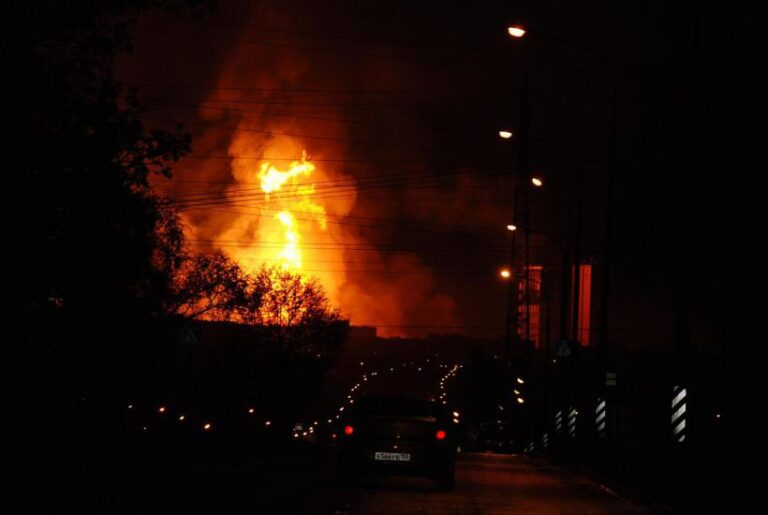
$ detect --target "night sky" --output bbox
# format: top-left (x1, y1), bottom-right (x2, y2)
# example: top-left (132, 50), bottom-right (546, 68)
top-left (117, 0), bottom-right (758, 349)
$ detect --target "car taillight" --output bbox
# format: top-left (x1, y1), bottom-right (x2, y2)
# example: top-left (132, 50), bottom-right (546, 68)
top-left (344, 425), bottom-right (354, 436)
top-left (436, 429), bottom-right (447, 440)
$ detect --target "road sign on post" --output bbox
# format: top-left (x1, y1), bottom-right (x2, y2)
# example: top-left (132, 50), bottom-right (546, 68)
top-left (556, 340), bottom-right (572, 358)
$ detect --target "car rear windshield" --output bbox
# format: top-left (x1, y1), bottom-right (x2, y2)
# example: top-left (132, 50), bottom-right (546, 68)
top-left (353, 397), bottom-right (440, 418)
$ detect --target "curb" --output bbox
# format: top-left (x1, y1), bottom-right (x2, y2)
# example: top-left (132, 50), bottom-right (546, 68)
top-left (524, 452), bottom-right (677, 514)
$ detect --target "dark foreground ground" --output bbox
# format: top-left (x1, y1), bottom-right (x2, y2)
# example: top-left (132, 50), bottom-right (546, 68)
top-left (45, 437), bottom-right (663, 514)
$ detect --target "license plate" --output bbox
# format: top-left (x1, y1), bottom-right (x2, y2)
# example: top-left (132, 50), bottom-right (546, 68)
top-left (374, 451), bottom-right (411, 462)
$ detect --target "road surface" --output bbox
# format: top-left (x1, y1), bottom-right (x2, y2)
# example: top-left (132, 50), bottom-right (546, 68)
top-left (66, 439), bottom-right (657, 513)
top-left (328, 452), bottom-right (652, 515)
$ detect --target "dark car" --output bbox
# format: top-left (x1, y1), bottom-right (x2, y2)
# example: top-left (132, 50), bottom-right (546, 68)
top-left (337, 394), bottom-right (457, 490)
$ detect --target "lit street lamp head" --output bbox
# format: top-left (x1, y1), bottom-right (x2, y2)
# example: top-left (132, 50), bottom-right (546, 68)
top-left (507, 26), bottom-right (526, 38)
top-left (498, 130), bottom-right (513, 139)
top-left (531, 177), bottom-right (543, 187)
top-left (500, 269), bottom-right (511, 279)
top-left (506, 224), bottom-right (517, 232)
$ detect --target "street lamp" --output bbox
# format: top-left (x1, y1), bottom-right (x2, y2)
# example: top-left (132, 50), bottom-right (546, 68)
top-left (507, 26), bottom-right (526, 38)
top-left (506, 224), bottom-right (517, 232)
top-left (499, 130), bottom-right (514, 139)
top-left (531, 176), bottom-right (544, 187)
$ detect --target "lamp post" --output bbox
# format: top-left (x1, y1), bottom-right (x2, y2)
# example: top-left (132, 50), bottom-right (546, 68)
top-left (500, 222), bottom-right (517, 364)
top-left (506, 22), bottom-right (617, 403)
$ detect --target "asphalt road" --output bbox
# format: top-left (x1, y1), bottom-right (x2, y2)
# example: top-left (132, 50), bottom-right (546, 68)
top-left (328, 452), bottom-right (653, 515)
top-left (61, 439), bottom-right (657, 513)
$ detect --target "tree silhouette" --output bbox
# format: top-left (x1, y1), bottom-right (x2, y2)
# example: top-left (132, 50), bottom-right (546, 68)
top-left (251, 266), bottom-right (349, 358)
top-left (167, 251), bottom-right (261, 321)
top-left (24, 2), bottom-right (216, 327)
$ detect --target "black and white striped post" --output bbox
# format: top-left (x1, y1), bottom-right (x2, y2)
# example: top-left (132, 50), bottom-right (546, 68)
top-left (555, 409), bottom-right (563, 434)
top-left (567, 407), bottom-right (577, 438)
top-left (542, 432), bottom-right (550, 449)
top-left (595, 398), bottom-right (607, 438)
top-left (671, 385), bottom-right (687, 443)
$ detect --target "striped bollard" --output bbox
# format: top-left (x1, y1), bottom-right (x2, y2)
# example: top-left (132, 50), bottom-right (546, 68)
top-left (595, 398), bottom-right (607, 438)
top-left (671, 385), bottom-right (687, 443)
top-left (542, 432), bottom-right (549, 449)
top-left (567, 407), bottom-right (577, 438)
top-left (555, 410), bottom-right (563, 434)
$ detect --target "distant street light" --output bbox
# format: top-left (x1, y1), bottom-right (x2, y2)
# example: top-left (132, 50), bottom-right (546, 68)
top-left (506, 224), bottom-right (517, 232)
top-left (531, 176), bottom-right (543, 187)
top-left (500, 269), bottom-right (512, 279)
top-left (499, 130), bottom-right (514, 139)
top-left (506, 23), bottom-right (618, 394)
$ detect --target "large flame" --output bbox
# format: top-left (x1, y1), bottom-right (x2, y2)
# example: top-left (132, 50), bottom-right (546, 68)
top-left (257, 152), bottom-right (327, 271)
top-left (214, 133), bottom-right (354, 307)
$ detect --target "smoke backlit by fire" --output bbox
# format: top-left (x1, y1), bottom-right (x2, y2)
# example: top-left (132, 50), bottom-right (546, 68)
top-left (133, 3), bottom-right (469, 336)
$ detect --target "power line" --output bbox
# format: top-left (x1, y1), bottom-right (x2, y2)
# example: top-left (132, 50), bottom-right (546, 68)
top-left (136, 95), bottom-right (499, 109)
top-left (136, 98), bottom-right (501, 134)
top-left (140, 15), bottom-right (503, 55)
top-left (122, 81), bottom-right (501, 96)
top-left (162, 167), bottom-right (512, 210)
top-left (133, 26), bottom-right (499, 69)
top-left (178, 206), bottom-right (501, 234)
top-left (143, 116), bottom-right (450, 151)
top-left (166, 167), bottom-right (508, 203)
